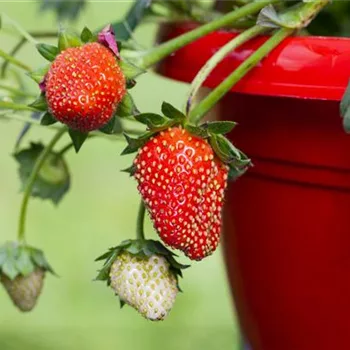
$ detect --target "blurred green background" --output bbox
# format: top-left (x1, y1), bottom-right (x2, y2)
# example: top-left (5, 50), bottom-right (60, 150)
top-left (0, 2), bottom-right (240, 350)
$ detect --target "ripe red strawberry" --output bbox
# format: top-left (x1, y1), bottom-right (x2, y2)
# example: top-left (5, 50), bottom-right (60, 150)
top-left (133, 127), bottom-right (228, 260)
top-left (45, 42), bottom-right (126, 132)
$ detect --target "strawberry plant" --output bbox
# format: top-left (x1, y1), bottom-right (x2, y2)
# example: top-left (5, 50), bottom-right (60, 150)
top-left (0, 0), bottom-right (335, 331)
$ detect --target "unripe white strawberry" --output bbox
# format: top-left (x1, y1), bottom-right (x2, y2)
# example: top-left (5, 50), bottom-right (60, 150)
top-left (0, 242), bottom-right (55, 312)
top-left (95, 239), bottom-right (188, 321)
top-left (1, 268), bottom-right (45, 312)
top-left (110, 252), bottom-right (178, 321)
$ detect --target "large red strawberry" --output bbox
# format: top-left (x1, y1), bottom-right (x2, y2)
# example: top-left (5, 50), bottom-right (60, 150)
top-left (45, 42), bottom-right (126, 132)
top-left (133, 127), bottom-right (228, 260)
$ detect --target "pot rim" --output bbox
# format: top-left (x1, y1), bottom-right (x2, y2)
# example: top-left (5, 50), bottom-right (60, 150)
top-left (157, 22), bottom-right (350, 101)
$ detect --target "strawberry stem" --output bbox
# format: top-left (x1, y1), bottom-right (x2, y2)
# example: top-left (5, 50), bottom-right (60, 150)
top-left (1, 37), bottom-right (27, 79)
top-left (0, 84), bottom-right (36, 98)
top-left (0, 101), bottom-right (38, 111)
top-left (1, 13), bottom-right (38, 45)
top-left (127, 0), bottom-right (280, 70)
top-left (136, 200), bottom-right (146, 241)
top-left (57, 142), bottom-right (75, 157)
top-left (0, 49), bottom-right (31, 72)
top-left (0, 109), bottom-right (142, 142)
top-left (188, 27), bottom-right (293, 124)
top-left (17, 126), bottom-right (67, 243)
top-left (185, 24), bottom-right (268, 116)
top-left (188, 0), bottom-right (330, 124)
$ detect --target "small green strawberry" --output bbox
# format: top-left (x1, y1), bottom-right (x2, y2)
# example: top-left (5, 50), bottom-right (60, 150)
top-left (1, 268), bottom-right (45, 312)
top-left (0, 242), bottom-right (55, 312)
top-left (95, 239), bottom-right (188, 321)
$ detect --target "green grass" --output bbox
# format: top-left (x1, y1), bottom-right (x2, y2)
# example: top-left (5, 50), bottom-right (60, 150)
top-left (0, 2), bottom-right (239, 349)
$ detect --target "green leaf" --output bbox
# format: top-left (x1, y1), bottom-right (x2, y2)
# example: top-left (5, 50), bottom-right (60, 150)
top-left (95, 250), bottom-right (114, 262)
top-left (343, 109), bottom-right (350, 133)
top-left (209, 134), bottom-right (251, 181)
top-left (80, 26), bottom-right (94, 43)
top-left (257, 4), bottom-right (283, 28)
top-left (119, 59), bottom-right (146, 80)
top-left (134, 113), bottom-right (167, 128)
top-left (36, 43), bottom-right (59, 62)
top-left (40, 0), bottom-right (86, 21)
top-left (14, 143), bottom-right (70, 205)
top-left (126, 79), bottom-right (137, 90)
top-left (99, 116), bottom-right (122, 134)
top-left (166, 254), bottom-right (190, 271)
top-left (120, 299), bottom-right (126, 308)
top-left (228, 162), bottom-right (250, 181)
top-left (15, 248), bottom-right (35, 276)
top-left (121, 132), bottom-right (150, 155)
top-left (107, 0), bottom-right (152, 41)
top-left (29, 94), bottom-right (48, 111)
top-left (30, 248), bottom-right (55, 275)
top-left (14, 112), bottom-right (41, 151)
top-left (40, 112), bottom-right (57, 126)
top-left (95, 250), bottom-right (119, 281)
top-left (95, 268), bottom-right (109, 281)
top-left (119, 239), bottom-right (133, 248)
top-left (125, 240), bottom-right (144, 255)
top-left (68, 129), bottom-right (88, 153)
top-left (161, 102), bottom-right (186, 121)
top-left (121, 164), bottom-right (136, 176)
top-left (150, 241), bottom-right (174, 257)
top-left (341, 80), bottom-right (350, 117)
top-left (209, 134), bottom-right (244, 164)
top-left (26, 65), bottom-right (49, 84)
top-left (58, 28), bottom-right (82, 52)
top-left (185, 124), bottom-right (209, 139)
top-left (204, 121), bottom-right (236, 134)
top-left (340, 80), bottom-right (350, 133)
top-left (1, 258), bottom-right (18, 280)
top-left (209, 134), bottom-right (232, 163)
top-left (0, 249), bottom-right (7, 266)
top-left (116, 93), bottom-right (139, 117)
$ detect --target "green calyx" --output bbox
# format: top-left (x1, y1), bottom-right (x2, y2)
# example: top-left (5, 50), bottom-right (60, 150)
top-left (0, 242), bottom-right (55, 280)
top-left (115, 92), bottom-right (139, 119)
top-left (95, 239), bottom-right (189, 285)
top-left (29, 94), bottom-right (48, 111)
top-left (80, 26), bottom-right (96, 43)
top-left (14, 142), bottom-right (70, 205)
top-left (33, 25), bottom-right (99, 73)
top-left (186, 121), bottom-right (251, 181)
top-left (121, 102), bottom-right (186, 155)
top-left (34, 24), bottom-right (143, 86)
top-left (35, 27), bottom-right (85, 64)
top-left (58, 28), bottom-right (83, 52)
top-left (121, 100), bottom-right (251, 181)
top-left (26, 65), bottom-right (49, 84)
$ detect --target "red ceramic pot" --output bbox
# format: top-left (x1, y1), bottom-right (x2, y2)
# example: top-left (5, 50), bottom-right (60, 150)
top-left (157, 23), bottom-right (350, 350)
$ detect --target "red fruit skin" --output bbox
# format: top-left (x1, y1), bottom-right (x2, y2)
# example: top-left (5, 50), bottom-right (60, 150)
top-left (45, 42), bottom-right (126, 132)
top-left (134, 127), bottom-right (228, 260)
